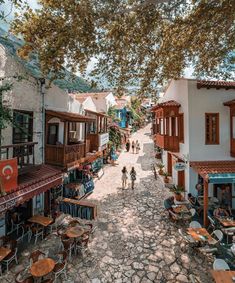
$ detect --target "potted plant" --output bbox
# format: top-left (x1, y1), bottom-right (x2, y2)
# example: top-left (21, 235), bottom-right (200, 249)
top-left (157, 162), bottom-right (164, 175)
top-left (155, 148), bottom-right (162, 159)
top-left (170, 185), bottom-right (185, 201)
top-left (163, 172), bottom-right (170, 183)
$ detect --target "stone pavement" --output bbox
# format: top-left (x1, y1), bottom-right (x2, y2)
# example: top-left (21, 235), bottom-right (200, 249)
top-left (2, 124), bottom-right (214, 283)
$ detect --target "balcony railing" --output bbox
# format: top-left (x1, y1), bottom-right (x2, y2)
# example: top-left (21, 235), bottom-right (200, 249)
top-left (155, 134), bottom-right (179, 152)
top-left (0, 142), bottom-right (38, 175)
top-left (45, 143), bottom-right (86, 168)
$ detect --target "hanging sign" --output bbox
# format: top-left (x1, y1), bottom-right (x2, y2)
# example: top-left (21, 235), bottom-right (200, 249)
top-left (0, 158), bottom-right (18, 195)
top-left (174, 162), bottom-right (186, 171)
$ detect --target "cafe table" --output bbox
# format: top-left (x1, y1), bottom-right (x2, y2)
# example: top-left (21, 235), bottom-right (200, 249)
top-left (218, 218), bottom-right (235, 228)
top-left (66, 226), bottom-right (84, 238)
top-left (210, 270), bottom-right (235, 283)
top-left (28, 215), bottom-right (54, 227)
top-left (187, 228), bottom-right (213, 243)
top-left (173, 205), bottom-right (189, 214)
top-left (30, 258), bottom-right (55, 278)
top-left (0, 247), bottom-right (11, 261)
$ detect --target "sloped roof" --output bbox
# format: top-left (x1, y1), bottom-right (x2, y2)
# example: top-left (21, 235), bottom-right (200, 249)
top-left (151, 100), bottom-right (181, 111)
top-left (190, 160), bottom-right (235, 179)
top-left (197, 80), bottom-right (235, 90)
top-left (46, 110), bottom-right (95, 122)
top-left (74, 92), bottom-right (111, 100)
top-left (224, 99), bottom-right (235, 106)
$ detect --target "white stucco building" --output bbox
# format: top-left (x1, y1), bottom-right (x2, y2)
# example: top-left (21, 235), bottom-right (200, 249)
top-left (75, 92), bottom-right (117, 113)
top-left (152, 79), bottom-right (235, 223)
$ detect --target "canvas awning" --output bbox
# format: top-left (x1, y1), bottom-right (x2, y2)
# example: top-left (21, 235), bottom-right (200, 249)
top-left (0, 165), bottom-right (63, 215)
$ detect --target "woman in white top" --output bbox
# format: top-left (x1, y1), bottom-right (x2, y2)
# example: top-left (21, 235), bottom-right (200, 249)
top-left (121, 166), bottom-right (128, 189)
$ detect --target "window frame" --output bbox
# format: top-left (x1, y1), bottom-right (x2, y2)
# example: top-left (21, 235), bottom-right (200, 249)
top-left (47, 123), bottom-right (59, 145)
top-left (178, 113), bottom-right (184, 143)
top-left (12, 110), bottom-right (33, 144)
top-left (205, 113), bottom-right (220, 145)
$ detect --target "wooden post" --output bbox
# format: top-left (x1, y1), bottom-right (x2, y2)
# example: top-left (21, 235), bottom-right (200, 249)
top-left (203, 179), bottom-right (209, 227)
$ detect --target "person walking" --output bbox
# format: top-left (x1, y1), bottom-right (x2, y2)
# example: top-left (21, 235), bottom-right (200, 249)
top-left (121, 166), bottom-right (128, 189)
top-left (131, 141), bottom-right (135, 154)
top-left (130, 167), bottom-right (137, 189)
top-left (110, 146), bottom-right (118, 166)
top-left (136, 140), bottom-right (140, 154)
top-left (126, 139), bottom-right (130, 152)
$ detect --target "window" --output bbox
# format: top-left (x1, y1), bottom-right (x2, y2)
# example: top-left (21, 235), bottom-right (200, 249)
top-left (13, 110), bottom-right (33, 144)
top-left (205, 113), bottom-right (219, 144)
top-left (178, 114), bottom-right (184, 143)
top-left (47, 124), bottom-right (59, 145)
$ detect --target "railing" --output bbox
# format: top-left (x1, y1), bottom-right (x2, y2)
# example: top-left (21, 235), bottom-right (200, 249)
top-left (155, 134), bottom-right (179, 152)
top-left (0, 142), bottom-right (38, 174)
top-left (45, 143), bottom-right (86, 167)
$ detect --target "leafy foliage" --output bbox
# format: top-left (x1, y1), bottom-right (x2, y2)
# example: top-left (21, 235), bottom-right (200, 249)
top-left (108, 125), bottom-right (122, 148)
top-left (8, 0), bottom-right (235, 94)
top-left (0, 83), bottom-right (13, 134)
top-left (0, 27), bottom-right (94, 92)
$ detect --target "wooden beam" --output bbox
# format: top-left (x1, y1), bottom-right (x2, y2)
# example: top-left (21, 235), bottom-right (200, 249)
top-left (203, 179), bottom-right (209, 227)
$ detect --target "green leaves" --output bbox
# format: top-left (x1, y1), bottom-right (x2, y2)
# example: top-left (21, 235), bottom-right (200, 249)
top-left (8, 0), bottom-right (235, 94)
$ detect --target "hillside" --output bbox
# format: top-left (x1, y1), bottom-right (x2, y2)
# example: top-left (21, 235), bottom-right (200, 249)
top-left (0, 28), bottom-right (95, 93)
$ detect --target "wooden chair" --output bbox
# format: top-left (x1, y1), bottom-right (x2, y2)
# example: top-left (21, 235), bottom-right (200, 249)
top-left (53, 251), bottom-right (68, 282)
top-left (29, 250), bottom-right (46, 267)
top-left (30, 225), bottom-right (44, 244)
top-left (2, 247), bottom-right (18, 272)
top-left (61, 238), bottom-right (74, 261)
top-left (15, 269), bottom-right (34, 283)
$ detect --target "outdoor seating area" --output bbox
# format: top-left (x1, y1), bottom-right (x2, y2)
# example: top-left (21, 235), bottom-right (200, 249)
top-left (0, 212), bottom-right (95, 282)
top-left (164, 192), bottom-right (235, 282)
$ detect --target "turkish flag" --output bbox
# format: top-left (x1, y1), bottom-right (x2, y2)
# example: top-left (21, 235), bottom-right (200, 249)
top-left (0, 158), bottom-right (18, 194)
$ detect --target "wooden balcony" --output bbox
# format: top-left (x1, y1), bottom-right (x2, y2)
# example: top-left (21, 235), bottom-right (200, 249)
top-left (0, 142), bottom-right (38, 175)
top-left (45, 143), bottom-right (86, 168)
top-left (155, 134), bottom-right (179, 152)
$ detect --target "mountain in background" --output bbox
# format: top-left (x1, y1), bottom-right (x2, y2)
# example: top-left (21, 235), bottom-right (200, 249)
top-left (0, 27), bottom-right (96, 93)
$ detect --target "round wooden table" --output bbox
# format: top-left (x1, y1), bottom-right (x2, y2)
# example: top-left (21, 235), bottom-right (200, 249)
top-left (30, 258), bottom-right (55, 277)
top-left (66, 226), bottom-right (84, 238)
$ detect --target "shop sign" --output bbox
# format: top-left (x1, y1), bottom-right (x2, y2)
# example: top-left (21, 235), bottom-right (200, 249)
top-left (99, 133), bottom-right (109, 147)
top-left (174, 162), bottom-right (186, 171)
top-left (0, 158), bottom-right (18, 195)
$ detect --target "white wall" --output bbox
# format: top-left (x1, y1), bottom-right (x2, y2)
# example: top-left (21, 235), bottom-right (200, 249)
top-left (82, 97), bottom-right (97, 112)
top-left (0, 44), bottom-right (43, 164)
top-left (188, 80), bottom-right (235, 161)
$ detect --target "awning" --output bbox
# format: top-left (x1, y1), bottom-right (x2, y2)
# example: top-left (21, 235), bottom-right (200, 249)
top-left (208, 173), bottom-right (235, 184)
top-left (190, 160), bottom-right (235, 183)
top-left (0, 165), bottom-right (63, 214)
top-left (46, 110), bottom-right (95, 122)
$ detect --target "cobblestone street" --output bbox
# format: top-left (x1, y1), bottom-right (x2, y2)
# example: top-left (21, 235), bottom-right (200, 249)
top-left (2, 125), bottom-right (213, 283)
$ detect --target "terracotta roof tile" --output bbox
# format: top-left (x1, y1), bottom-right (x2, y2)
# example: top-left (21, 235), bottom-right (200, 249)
top-left (190, 160), bottom-right (235, 179)
top-left (151, 100), bottom-right (181, 111)
top-left (224, 99), bottom-right (235, 106)
top-left (197, 80), bottom-right (235, 90)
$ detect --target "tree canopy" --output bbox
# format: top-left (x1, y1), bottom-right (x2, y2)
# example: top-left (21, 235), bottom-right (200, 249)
top-left (9, 0), bottom-right (235, 94)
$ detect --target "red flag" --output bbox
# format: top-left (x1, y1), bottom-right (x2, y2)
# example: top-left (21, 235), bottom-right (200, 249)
top-left (0, 158), bottom-right (18, 194)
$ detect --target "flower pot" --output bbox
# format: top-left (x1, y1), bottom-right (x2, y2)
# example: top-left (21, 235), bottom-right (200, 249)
top-left (174, 193), bottom-right (182, 201)
top-left (159, 169), bottom-right (164, 175)
top-left (164, 177), bottom-right (169, 183)
top-left (155, 153), bottom-right (161, 159)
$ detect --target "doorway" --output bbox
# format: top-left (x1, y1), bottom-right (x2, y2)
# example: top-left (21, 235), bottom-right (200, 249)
top-left (167, 153), bottom-right (172, 176)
